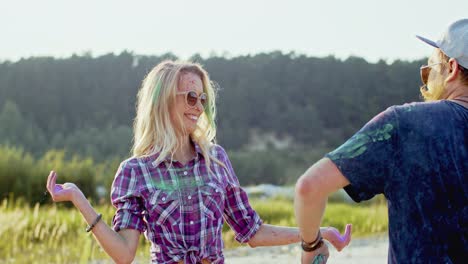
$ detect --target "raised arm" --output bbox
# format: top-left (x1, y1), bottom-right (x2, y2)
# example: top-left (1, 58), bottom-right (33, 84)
top-left (47, 171), bottom-right (140, 264)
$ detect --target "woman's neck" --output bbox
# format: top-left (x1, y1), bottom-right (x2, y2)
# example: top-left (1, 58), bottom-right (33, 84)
top-left (173, 136), bottom-right (195, 165)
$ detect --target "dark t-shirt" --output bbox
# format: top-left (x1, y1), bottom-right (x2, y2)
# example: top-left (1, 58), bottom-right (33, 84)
top-left (326, 101), bottom-right (468, 263)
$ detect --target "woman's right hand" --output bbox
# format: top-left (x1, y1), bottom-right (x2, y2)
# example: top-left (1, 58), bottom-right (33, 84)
top-left (46, 171), bottom-right (83, 203)
top-left (47, 170), bottom-right (140, 263)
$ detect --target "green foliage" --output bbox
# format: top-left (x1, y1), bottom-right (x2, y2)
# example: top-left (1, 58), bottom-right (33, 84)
top-left (0, 142), bottom-right (388, 204)
top-left (228, 147), bottom-right (331, 185)
top-left (0, 100), bottom-right (47, 154)
top-left (0, 145), bottom-right (119, 203)
top-left (0, 145), bottom-right (330, 202)
top-left (0, 52), bottom-right (425, 161)
top-left (0, 146), bottom-right (36, 201)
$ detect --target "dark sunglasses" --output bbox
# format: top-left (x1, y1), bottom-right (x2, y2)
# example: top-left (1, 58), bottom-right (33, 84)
top-left (177, 91), bottom-right (208, 107)
top-left (420, 62), bottom-right (443, 85)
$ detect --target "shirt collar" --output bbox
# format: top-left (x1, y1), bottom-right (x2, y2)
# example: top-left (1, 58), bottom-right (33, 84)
top-left (151, 138), bottom-right (204, 167)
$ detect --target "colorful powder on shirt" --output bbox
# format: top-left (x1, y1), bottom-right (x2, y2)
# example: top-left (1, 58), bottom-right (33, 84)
top-left (328, 123), bottom-right (394, 159)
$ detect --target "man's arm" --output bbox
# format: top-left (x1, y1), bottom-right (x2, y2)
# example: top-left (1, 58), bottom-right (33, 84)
top-left (294, 158), bottom-right (350, 244)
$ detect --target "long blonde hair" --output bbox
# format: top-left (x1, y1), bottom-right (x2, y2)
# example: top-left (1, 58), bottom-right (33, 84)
top-left (132, 60), bottom-right (218, 168)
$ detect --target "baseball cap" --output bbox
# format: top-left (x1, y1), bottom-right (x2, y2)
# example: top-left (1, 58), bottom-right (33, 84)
top-left (416, 19), bottom-right (468, 69)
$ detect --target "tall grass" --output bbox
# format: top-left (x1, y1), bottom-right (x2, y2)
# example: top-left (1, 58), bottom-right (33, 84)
top-left (0, 198), bottom-right (151, 264)
top-left (0, 197), bottom-right (388, 263)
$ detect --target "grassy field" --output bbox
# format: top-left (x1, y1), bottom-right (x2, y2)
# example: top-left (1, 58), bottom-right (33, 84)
top-left (0, 197), bottom-right (387, 263)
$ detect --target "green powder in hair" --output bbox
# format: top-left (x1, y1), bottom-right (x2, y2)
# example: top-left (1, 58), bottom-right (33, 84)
top-left (204, 104), bottom-right (216, 128)
top-left (152, 80), bottom-right (162, 103)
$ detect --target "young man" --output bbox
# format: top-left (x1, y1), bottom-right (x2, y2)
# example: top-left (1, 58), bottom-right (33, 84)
top-left (295, 19), bottom-right (468, 263)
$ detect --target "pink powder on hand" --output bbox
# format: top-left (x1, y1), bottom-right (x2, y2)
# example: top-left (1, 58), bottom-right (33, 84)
top-left (328, 224), bottom-right (352, 243)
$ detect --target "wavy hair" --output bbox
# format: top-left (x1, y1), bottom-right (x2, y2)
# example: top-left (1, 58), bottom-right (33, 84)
top-left (132, 60), bottom-right (219, 169)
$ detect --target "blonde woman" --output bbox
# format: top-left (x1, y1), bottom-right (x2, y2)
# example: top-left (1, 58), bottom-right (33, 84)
top-left (46, 60), bottom-right (351, 264)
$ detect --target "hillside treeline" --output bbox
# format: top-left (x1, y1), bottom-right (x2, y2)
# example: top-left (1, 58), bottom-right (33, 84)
top-left (0, 51), bottom-right (425, 201)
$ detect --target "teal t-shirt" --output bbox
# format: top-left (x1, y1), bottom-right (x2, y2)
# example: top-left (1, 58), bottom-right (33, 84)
top-left (327, 101), bottom-right (468, 263)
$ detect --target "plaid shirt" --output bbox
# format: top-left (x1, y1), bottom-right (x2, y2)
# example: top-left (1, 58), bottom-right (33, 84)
top-left (111, 143), bottom-right (263, 264)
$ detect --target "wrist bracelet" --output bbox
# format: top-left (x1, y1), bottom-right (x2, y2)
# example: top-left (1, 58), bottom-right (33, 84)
top-left (303, 239), bottom-right (324, 252)
top-left (301, 231), bottom-right (323, 252)
top-left (86, 213), bottom-right (102, 232)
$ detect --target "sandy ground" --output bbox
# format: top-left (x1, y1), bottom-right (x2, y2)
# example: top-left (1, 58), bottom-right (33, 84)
top-left (127, 236), bottom-right (388, 263)
top-left (224, 236), bottom-right (389, 264)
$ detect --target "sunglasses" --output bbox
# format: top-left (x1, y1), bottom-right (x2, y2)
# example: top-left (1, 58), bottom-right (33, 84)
top-left (420, 62), bottom-right (443, 85)
top-left (177, 91), bottom-right (208, 107)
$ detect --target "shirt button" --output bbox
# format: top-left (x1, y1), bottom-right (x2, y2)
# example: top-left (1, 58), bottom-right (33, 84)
top-left (188, 195), bottom-right (192, 200)
top-left (183, 171), bottom-right (188, 175)
top-left (190, 221), bottom-right (194, 225)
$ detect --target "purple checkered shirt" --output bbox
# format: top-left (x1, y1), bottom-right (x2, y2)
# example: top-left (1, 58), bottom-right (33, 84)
top-left (111, 143), bottom-right (263, 264)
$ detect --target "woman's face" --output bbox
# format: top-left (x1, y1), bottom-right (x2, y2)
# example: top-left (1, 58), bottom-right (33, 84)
top-left (171, 72), bottom-right (205, 135)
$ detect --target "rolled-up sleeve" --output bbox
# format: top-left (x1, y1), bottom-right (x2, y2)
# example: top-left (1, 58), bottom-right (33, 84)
top-left (224, 185), bottom-right (263, 243)
top-left (110, 161), bottom-right (146, 233)
top-left (218, 147), bottom-right (263, 243)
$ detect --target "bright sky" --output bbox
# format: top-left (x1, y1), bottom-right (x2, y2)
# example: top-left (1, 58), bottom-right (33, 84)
top-left (1, 0), bottom-right (467, 63)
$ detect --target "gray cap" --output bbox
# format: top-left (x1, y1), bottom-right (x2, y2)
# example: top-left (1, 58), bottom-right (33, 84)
top-left (416, 19), bottom-right (468, 69)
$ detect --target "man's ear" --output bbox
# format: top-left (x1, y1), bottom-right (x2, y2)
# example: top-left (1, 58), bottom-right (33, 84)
top-left (445, 58), bottom-right (460, 83)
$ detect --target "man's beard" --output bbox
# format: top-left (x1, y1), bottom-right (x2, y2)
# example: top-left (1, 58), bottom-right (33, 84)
top-left (420, 76), bottom-right (447, 101)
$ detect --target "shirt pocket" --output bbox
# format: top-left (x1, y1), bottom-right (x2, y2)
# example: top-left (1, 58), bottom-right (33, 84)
top-left (148, 189), bottom-right (180, 225)
top-left (199, 183), bottom-right (225, 221)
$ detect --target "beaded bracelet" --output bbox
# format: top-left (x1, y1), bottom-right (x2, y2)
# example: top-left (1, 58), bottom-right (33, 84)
top-left (86, 213), bottom-right (102, 232)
